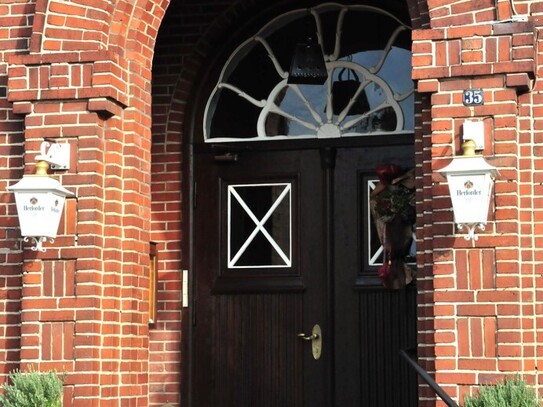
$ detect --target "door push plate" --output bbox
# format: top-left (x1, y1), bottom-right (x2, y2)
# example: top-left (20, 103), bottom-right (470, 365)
top-left (297, 324), bottom-right (322, 360)
top-left (311, 324), bottom-right (322, 360)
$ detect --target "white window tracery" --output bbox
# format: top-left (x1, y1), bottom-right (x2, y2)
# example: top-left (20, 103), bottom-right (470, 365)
top-left (204, 3), bottom-right (414, 142)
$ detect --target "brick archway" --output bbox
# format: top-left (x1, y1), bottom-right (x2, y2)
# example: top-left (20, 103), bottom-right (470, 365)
top-left (2, 0), bottom-right (542, 406)
top-left (155, 1), bottom-right (540, 406)
top-left (154, 0), bottom-right (430, 406)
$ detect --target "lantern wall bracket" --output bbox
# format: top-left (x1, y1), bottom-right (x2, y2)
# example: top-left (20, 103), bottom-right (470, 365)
top-left (24, 236), bottom-right (53, 252)
top-left (36, 141), bottom-right (70, 170)
top-left (457, 223), bottom-right (485, 241)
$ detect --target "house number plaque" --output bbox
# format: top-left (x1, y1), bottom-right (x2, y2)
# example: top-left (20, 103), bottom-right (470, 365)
top-left (463, 89), bottom-right (484, 106)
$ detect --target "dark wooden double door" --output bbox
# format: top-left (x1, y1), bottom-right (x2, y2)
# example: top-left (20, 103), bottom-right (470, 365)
top-left (191, 144), bottom-right (417, 406)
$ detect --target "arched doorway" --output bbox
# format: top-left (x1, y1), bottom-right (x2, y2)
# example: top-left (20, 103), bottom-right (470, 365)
top-left (188, 3), bottom-right (418, 406)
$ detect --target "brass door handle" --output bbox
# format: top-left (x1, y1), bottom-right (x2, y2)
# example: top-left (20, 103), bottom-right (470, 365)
top-left (297, 332), bottom-right (319, 341)
top-left (297, 324), bottom-right (322, 360)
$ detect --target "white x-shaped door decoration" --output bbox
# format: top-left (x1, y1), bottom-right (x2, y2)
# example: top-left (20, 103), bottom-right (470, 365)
top-left (228, 183), bottom-right (292, 268)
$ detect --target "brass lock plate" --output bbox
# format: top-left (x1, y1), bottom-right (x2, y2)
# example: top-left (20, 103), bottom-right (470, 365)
top-left (311, 324), bottom-right (322, 360)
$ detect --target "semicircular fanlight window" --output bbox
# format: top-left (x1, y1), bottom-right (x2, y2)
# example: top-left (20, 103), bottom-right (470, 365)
top-left (204, 3), bottom-right (413, 142)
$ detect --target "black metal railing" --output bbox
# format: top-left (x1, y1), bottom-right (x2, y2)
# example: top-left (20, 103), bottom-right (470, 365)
top-left (400, 349), bottom-right (459, 407)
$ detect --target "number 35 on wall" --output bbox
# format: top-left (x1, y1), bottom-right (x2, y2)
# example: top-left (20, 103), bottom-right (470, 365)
top-left (463, 89), bottom-right (484, 106)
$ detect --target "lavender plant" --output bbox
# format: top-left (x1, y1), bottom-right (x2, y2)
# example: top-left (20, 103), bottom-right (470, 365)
top-left (0, 368), bottom-right (64, 407)
top-left (463, 376), bottom-right (540, 407)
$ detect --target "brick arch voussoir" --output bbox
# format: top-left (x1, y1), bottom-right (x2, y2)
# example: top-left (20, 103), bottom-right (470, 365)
top-left (29, 0), bottom-right (171, 63)
top-left (406, 0), bottom-right (430, 29)
top-left (109, 0), bottom-right (171, 62)
top-left (30, 0), bottom-right (114, 53)
top-left (29, 0), bottom-right (47, 53)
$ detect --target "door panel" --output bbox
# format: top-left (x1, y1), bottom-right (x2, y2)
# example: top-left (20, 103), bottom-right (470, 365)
top-left (192, 149), bottom-right (328, 407)
top-left (191, 144), bottom-right (417, 406)
top-left (333, 146), bottom-right (417, 406)
top-left (213, 293), bottom-right (302, 406)
top-left (358, 289), bottom-right (418, 406)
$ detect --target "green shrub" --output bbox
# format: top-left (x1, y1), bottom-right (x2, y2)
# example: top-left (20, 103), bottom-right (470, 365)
top-left (0, 368), bottom-right (64, 407)
top-left (463, 376), bottom-right (541, 407)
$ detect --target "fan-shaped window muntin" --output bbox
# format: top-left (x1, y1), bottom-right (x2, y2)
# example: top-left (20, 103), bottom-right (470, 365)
top-left (204, 3), bottom-right (414, 142)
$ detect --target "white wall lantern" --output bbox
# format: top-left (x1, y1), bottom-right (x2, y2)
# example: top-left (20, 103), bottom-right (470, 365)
top-left (438, 140), bottom-right (499, 241)
top-left (7, 142), bottom-right (74, 252)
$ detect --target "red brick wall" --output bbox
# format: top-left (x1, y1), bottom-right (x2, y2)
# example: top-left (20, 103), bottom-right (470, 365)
top-left (1, 0), bottom-right (168, 406)
top-left (413, 2), bottom-right (543, 404)
top-left (0, 0), bottom-right (34, 387)
top-left (2, 0), bottom-right (543, 406)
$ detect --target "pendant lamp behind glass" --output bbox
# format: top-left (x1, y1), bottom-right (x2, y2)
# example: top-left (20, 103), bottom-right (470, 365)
top-left (288, 20), bottom-right (328, 85)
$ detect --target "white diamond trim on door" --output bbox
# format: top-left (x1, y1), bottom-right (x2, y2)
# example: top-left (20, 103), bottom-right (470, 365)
top-left (228, 183), bottom-right (292, 268)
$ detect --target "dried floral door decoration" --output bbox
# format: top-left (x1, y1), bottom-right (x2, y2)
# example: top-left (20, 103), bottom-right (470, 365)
top-left (370, 164), bottom-right (416, 289)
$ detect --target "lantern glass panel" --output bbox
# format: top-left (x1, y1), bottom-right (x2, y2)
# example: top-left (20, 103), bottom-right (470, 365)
top-left (14, 191), bottom-right (67, 238)
top-left (446, 172), bottom-right (493, 225)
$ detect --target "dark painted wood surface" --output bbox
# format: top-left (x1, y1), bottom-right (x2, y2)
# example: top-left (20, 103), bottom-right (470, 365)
top-left (191, 145), bottom-right (417, 406)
